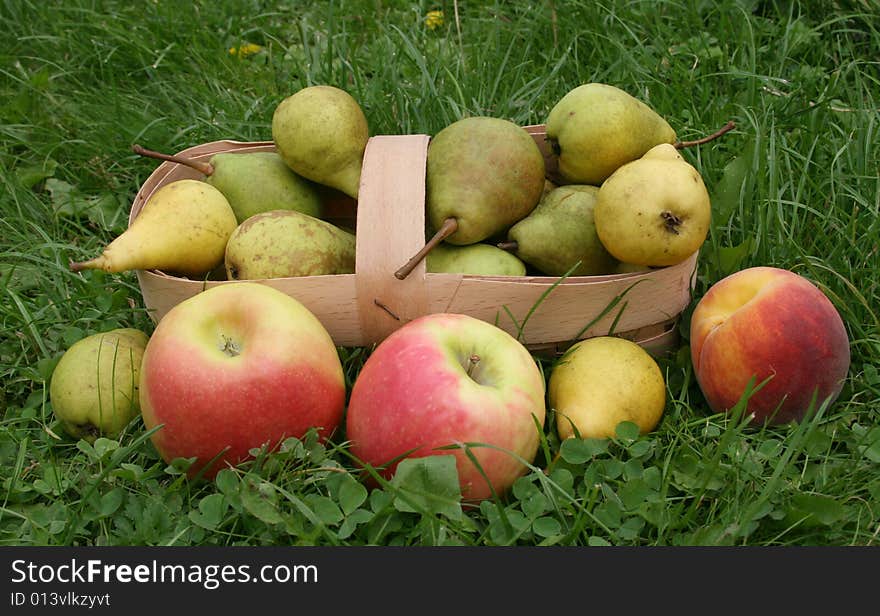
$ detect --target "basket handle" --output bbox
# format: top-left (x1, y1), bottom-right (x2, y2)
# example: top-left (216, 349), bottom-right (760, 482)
top-left (355, 134), bottom-right (432, 345)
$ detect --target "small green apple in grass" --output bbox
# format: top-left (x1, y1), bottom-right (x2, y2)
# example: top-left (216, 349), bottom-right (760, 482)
top-left (139, 282), bottom-right (346, 479)
top-left (690, 266), bottom-right (850, 425)
top-left (345, 313), bottom-right (546, 501)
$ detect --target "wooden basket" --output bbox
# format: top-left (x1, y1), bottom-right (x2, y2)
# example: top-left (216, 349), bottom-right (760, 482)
top-left (129, 126), bottom-right (698, 355)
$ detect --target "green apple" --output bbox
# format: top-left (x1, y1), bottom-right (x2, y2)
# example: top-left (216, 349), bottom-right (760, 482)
top-left (49, 328), bottom-right (149, 442)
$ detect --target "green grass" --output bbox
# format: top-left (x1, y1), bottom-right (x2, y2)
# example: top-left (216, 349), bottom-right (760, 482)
top-left (1, 0), bottom-right (878, 546)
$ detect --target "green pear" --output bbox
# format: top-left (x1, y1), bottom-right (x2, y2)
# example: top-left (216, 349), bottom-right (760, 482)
top-left (427, 242), bottom-right (526, 276)
top-left (500, 185), bottom-right (617, 277)
top-left (394, 117), bottom-right (545, 280)
top-left (49, 328), bottom-right (149, 442)
top-left (207, 152), bottom-right (322, 222)
top-left (271, 85), bottom-right (369, 199)
top-left (225, 209), bottom-right (356, 279)
top-left (546, 83), bottom-right (677, 185)
top-left (594, 143), bottom-right (711, 267)
top-left (70, 179), bottom-right (238, 277)
top-left (132, 146), bottom-right (322, 224)
top-left (425, 116), bottom-right (546, 246)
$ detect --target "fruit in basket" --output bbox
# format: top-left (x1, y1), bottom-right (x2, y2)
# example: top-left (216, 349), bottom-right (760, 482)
top-left (546, 82), bottom-right (676, 185)
top-left (132, 146), bottom-right (322, 224)
top-left (272, 85), bottom-right (369, 199)
top-left (394, 116), bottom-right (545, 279)
top-left (224, 209), bottom-right (356, 280)
top-left (549, 336), bottom-right (666, 440)
top-left (690, 267), bottom-right (850, 425)
top-left (50, 328), bottom-right (149, 442)
top-left (594, 143), bottom-right (710, 267)
top-left (140, 282), bottom-right (346, 479)
top-left (498, 184), bottom-right (617, 277)
top-left (426, 116), bottom-right (545, 245)
top-left (69, 179), bottom-right (238, 277)
top-left (426, 242), bottom-right (526, 276)
top-left (346, 313), bottom-right (546, 501)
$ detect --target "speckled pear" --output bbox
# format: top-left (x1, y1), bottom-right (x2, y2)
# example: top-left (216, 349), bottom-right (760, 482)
top-left (272, 85), bottom-right (369, 199)
top-left (224, 209), bottom-right (356, 280)
top-left (546, 83), bottom-right (676, 185)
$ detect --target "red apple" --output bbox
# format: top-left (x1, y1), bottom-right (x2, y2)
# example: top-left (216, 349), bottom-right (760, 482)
top-left (140, 282), bottom-right (346, 478)
top-left (345, 313), bottom-right (546, 501)
top-left (690, 266), bottom-right (850, 424)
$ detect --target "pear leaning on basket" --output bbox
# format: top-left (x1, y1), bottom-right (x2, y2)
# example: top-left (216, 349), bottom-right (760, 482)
top-left (394, 116), bottom-right (546, 279)
top-left (271, 85), bottom-right (369, 200)
top-left (70, 179), bottom-right (238, 277)
top-left (224, 209), bottom-right (356, 280)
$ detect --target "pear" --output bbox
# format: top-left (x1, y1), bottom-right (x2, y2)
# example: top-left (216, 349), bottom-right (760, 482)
top-left (427, 242), bottom-right (526, 276)
top-left (546, 83), bottom-right (677, 185)
top-left (225, 209), bottom-right (356, 280)
top-left (49, 328), bottom-right (149, 442)
top-left (499, 185), bottom-right (617, 277)
top-left (132, 146), bottom-right (322, 223)
top-left (271, 85), bottom-right (369, 199)
top-left (70, 179), bottom-right (238, 277)
top-left (594, 143), bottom-right (711, 267)
top-left (395, 116), bottom-right (545, 279)
top-left (549, 336), bottom-right (666, 440)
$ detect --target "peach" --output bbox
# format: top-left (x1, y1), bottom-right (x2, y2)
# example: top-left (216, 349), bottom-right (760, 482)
top-left (690, 267), bottom-right (850, 424)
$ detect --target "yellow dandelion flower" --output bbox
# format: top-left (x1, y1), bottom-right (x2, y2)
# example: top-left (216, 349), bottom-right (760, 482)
top-left (228, 43), bottom-right (263, 58)
top-left (425, 10), bottom-right (444, 31)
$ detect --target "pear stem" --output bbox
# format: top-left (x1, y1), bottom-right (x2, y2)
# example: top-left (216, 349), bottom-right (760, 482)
top-left (394, 217), bottom-right (459, 280)
top-left (496, 240), bottom-right (518, 252)
top-left (131, 144), bottom-right (214, 176)
top-left (674, 120), bottom-right (736, 149)
top-left (69, 257), bottom-right (101, 272)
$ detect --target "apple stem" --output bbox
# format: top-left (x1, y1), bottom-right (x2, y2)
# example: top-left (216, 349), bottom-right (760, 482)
top-left (496, 240), bottom-right (518, 252)
top-left (220, 335), bottom-right (241, 357)
top-left (674, 120), bottom-right (736, 149)
top-left (466, 354), bottom-right (481, 378)
top-left (131, 144), bottom-right (214, 176)
top-left (394, 217), bottom-right (459, 280)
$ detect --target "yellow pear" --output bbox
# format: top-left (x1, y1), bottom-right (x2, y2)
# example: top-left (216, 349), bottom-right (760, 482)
top-left (49, 328), bottom-right (149, 442)
top-left (271, 85), bottom-right (369, 199)
top-left (546, 83), bottom-right (676, 185)
top-left (594, 143), bottom-right (710, 267)
top-left (549, 336), bottom-right (666, 440)
top-left (70, 179), bottom-right (238, 277)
